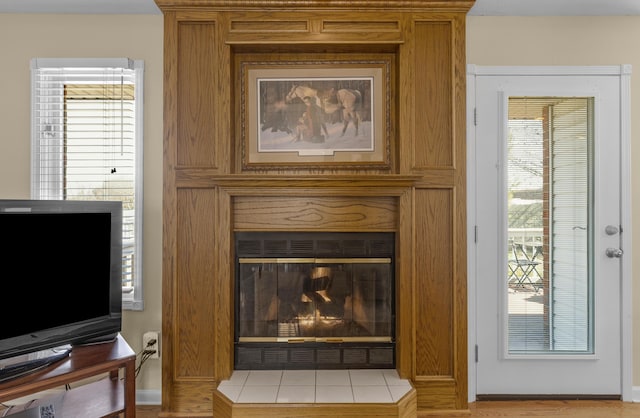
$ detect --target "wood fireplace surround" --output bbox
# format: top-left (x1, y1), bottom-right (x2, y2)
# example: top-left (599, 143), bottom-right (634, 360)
top-left (156, 0), bottom-right (473, 416)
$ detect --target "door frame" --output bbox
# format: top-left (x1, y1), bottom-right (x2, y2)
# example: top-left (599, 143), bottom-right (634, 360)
top-left (466, 65), bottom-right (632, 402)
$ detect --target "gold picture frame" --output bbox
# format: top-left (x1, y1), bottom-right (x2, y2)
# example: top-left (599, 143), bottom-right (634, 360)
top-left (241, 60), bottom-right (390, 170)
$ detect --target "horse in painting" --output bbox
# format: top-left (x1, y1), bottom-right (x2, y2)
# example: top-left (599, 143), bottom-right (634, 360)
top-left (285, 84), bottom-right (323, 108)
top-left (321, 88), bottom-right (362, 137)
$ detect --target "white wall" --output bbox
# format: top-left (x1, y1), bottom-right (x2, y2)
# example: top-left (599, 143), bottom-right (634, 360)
top-left (467, 15), bottom-right (640, 391)
top-left (0, 13), bottom-right (164, 394)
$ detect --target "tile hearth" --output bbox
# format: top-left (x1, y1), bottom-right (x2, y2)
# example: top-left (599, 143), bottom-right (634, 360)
top-left (217, 369), bottom-right (412, 404)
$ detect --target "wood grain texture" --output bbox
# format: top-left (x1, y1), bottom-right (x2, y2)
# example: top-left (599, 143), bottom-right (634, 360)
top-left (215, 189), bottom-right (234, 380)
top-left (413, 377), bottom-right (458, 410)
top-left (177, 21), bottom-right (218, 167)
top-left (234, 196), bottom-right (398, 231)
top-left (158, 380), bottom-right (217, 417)
top-left (143, 399), bottom-right (640, 418)
top-left (226, 14), bottom-right (405, 44)
top-left (159, 1), bottom-right (472, 416)
top-left (395, 188), bottom-right (414, 379)
top-left (154, 0), bottom-right (475, 12)
top-left (161, 10), bottom-right (179, 411)
top-left (176, 189), bottom-right (217, 378)
top-left (414, 189), bottom-right (454, 377)
top-left (0, 336), bottom-right (135, 417)
top-left (465, 400), bottom-right (640, 417)
top-left (451, 13), bottom-right (469, 410)
top-left (174, 173), bottom-right (421, 188)
top-left (413, 20), bottom-right (453, 169)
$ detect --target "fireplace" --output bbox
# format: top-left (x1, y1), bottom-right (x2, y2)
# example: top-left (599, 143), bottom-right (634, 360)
top-left (234, 232), bottom-right (395, 370)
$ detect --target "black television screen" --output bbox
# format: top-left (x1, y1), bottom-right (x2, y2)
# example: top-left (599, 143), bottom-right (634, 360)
top-left (0, 199), bottom-right (122, 365)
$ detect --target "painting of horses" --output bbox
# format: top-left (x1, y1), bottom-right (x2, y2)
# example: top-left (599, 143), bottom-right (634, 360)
top-left (257, 78), bottom-right (373, 153)
top-left (242, 63), bottom-right (390, 169)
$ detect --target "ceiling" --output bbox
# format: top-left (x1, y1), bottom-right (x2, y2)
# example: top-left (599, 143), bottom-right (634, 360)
top-left (469, 0), bottom-right (640, 16)
top-left (0, 0), bottom-right (639, 15)
top-left (0, 0), bottom-right (162, 14)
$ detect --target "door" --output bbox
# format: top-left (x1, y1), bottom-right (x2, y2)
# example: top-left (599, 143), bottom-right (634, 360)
top-left (469, 66), bottom-right (631, 397)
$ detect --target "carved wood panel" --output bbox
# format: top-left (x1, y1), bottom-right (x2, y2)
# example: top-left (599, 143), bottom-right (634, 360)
top-left (176, 22), bottom-right (218, 168)
top-left (234, 196), bottom-right (397, 231)
top-left (175, 189), bottom-right (217, 378)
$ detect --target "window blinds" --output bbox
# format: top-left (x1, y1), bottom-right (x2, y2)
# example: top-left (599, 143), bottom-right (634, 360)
top-left (507, 97), bottom-right (593, 354)
top-left (548, 98), bottom-right (593, 352)
top-left (31, 59), bottom-right (136, 203)
top-left (31, 58), bottom-right (142, 307)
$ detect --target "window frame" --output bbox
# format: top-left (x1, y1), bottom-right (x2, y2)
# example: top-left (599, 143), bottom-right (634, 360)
top-left (30, 58), bottom-right (145, 311)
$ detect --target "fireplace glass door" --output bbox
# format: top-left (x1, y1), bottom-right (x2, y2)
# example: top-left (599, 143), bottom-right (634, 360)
top-left (237, 258), bottom-right (393, 343)
top-left (234, 232), bottom-right (395, 369)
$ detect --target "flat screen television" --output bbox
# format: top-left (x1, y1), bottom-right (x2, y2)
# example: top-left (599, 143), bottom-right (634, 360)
top-left (0, 199), bottom-right (122, 381)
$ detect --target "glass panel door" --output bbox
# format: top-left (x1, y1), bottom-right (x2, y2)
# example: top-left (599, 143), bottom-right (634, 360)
top-left (507, 97), bottom-right (593, 354)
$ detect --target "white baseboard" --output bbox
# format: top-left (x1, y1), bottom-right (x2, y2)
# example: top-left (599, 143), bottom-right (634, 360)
top-left (136, 389), bottom-right (161, 405)
top-left (631, 386), bottom-right (640, 402)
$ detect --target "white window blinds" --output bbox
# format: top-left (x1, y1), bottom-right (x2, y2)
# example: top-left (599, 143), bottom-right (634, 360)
top-left (548, 98), bottom-right (593, 352)
top-left (507, 97), bottom-right (593, 354)
top-left (31, 58), bottom-right (144, 310)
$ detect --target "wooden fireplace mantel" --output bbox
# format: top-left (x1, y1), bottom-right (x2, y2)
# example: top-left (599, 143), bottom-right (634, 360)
top-left (154, 0), bottom-right (475, 11)
top-left (173, 174), bottom-right (423, 188)
top-left (157, 0), bottom-right (473, 416)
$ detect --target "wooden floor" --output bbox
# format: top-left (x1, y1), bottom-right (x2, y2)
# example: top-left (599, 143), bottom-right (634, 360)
top-left (134, 405), bottom-right (162, 417)
top-left (465, 400), bottom-right (640, 417)
top-left (137, 400), bottom-right (640, 417)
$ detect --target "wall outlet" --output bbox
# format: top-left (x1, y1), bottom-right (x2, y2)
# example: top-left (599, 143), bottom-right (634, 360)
top-left (142, 331), bottom-right (160, 359)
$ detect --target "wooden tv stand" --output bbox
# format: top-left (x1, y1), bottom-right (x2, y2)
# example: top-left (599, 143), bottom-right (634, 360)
top-left (0, 334), bottom-right (136, 417)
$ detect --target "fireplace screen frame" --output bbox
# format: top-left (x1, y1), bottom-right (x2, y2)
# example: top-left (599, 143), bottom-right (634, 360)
top-left (237, 257), bottom-right (393, 343)
top-left (234, 232), bottom-right (396, 370)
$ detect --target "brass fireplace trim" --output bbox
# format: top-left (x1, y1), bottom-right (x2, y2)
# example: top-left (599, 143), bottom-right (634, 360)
top-left (239, 257), bottom-right (392, 264)
top-left (238, 336), bottom-right (393, 343)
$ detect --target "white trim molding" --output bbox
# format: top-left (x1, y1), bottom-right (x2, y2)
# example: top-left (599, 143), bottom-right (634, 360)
top-left (136, 389), bottom-right (161, 405)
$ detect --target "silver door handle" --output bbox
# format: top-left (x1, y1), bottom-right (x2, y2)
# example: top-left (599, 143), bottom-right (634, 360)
top-left (605, 248), bottom-right (623, 258)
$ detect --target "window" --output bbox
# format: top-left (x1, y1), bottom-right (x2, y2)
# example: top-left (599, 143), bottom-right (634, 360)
top-left (31, 58), bottom-right (144, 310)
top-left (507, 97), bottom-right (593, 353)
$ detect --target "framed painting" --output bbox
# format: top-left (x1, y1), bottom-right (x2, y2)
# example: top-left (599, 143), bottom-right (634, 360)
top-left (241, 60), bottom-right (391, 170)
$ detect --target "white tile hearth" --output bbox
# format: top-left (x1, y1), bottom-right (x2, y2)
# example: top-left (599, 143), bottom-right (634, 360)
top-left (236, 385), bottom-right (279, 403)
top-left (352, 385), bottom-right (393, 403)
top-left (315, 385), bottom-right (354, 403)
top-left (244, 369), bottom-right (283, 386)
top-left (316, 369), bottom-right (350, 386)
top-left (277, 385), bottom-right (316, 403)
top-left (217, 369), bottom-right (412, 404)
top-left (349, 369), bottom-right (388, 386)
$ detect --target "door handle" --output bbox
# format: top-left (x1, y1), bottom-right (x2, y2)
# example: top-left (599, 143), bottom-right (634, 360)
top-left (605, 248), bottom-right (623, 258)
